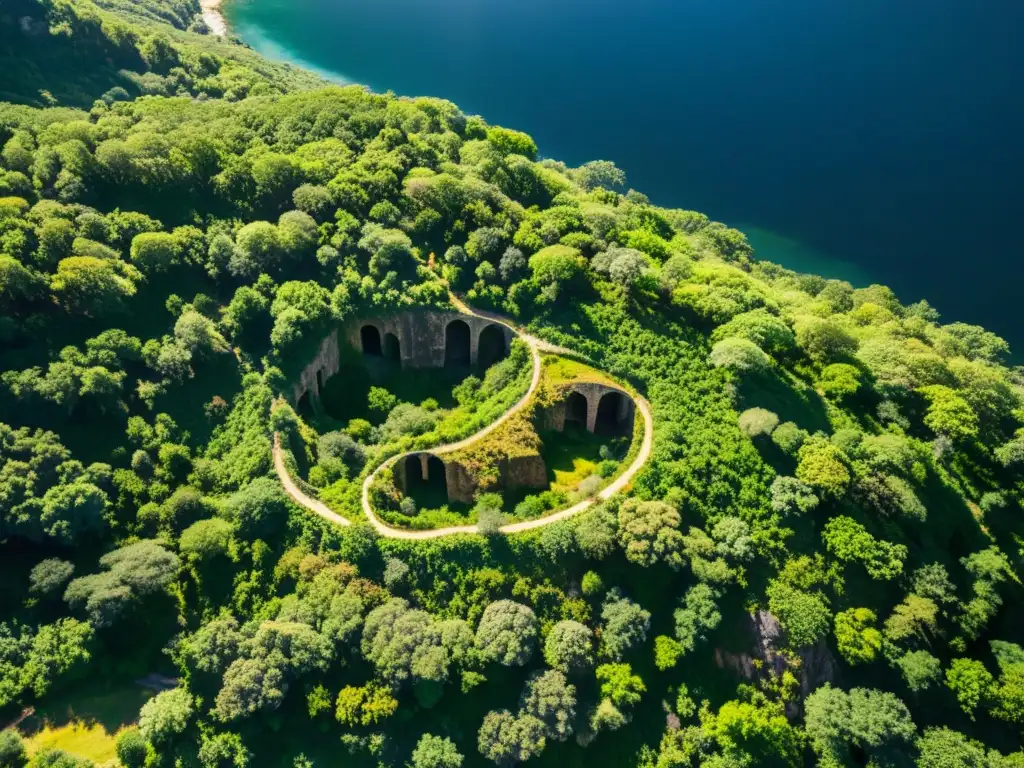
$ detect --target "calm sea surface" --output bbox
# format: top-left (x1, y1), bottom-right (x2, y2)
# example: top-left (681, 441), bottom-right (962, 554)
top-left (226, 0), bottom-right (1024, 352)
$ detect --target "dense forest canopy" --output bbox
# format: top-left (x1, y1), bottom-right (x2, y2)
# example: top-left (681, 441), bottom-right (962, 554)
top-left (0, 1), bottom-right (1023, 766)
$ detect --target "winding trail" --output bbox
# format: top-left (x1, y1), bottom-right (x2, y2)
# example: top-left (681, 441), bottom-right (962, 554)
top-left (274, 433), bottom-right (350, 527)
top-left (272, 301), bottom-right (654, 539)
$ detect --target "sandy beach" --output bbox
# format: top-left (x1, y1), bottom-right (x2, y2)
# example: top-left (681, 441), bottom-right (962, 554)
top-left (200, 0), bottom-right (227, 36)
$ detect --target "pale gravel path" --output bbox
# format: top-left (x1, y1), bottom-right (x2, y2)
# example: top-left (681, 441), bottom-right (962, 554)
top-left (274, 432), bottom-right (350, 527)
top-left (272, 301), bottom-right (653, 539)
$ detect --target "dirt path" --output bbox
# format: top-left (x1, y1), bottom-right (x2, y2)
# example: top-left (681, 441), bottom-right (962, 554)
top-left (273, 433), bottom-right (350, 527)
top-left (272, 301), bottom-right (654, 539)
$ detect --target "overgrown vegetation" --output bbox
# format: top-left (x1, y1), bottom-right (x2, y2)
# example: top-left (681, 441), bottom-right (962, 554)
top-left (1, 1), bottom-right (1023, 766)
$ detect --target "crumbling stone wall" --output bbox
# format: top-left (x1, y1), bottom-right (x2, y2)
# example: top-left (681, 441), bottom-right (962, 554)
top-left (292, 310), bottom-right (514, 405)
top-left (394, 450), bottom-right (548, 505)
top-left (347, 311), bottom-right (514, 368)
top-left (441, 454), bottom-right (548, 504)
top-left (291, 330), bottom-right (340, 405)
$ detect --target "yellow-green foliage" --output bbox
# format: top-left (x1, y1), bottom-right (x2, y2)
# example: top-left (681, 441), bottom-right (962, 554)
top-left (446, 407), bottom-right (543, 489)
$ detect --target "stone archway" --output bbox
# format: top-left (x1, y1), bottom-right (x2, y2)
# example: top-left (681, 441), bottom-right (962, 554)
top-left (445, 320), bottom-right (471, 367)
top-left (595, 390), bottom-right (632, 436)
top-left (361, 325), bottom-right (382, 356)
top-left (477, 323), bottom-right (508, 369)
top-left (565, 392), bottom-right (588, 428)
top-left (383, 332), bottom-right (401, 363)
top-left (398, 453), bottom-right (448, 508)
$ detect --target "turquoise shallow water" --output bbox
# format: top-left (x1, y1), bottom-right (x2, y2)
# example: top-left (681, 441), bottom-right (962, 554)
top-left (226, 0), bottom-right (1024, 352)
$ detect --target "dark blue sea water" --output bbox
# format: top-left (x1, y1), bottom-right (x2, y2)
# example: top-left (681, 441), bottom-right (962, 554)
top-left (227, 0), bottom-right (1024, 352)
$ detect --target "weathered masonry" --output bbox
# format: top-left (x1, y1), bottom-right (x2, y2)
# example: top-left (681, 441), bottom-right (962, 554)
top-left (290, 310), bottom-right (515, 404)
top-left (393, 450), bottom-right (548, 505)
top-left (542, 382), bottom-right (635, 436)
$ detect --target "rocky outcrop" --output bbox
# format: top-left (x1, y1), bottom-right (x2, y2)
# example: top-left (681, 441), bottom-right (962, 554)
top-left (714, 610), bottom-right (838, 719)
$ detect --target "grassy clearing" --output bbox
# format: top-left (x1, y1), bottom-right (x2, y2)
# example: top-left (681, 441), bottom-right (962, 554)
top-left (543, 425), bottom-right (605, 493)
top-left (19, 683), bottom-right (154, 763)
top-left (26, 720), bottom-right (121, 763)
top-left (542, 355), bottom-right (619, 388)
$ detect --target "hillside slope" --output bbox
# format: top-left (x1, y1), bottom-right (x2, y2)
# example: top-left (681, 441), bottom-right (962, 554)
top-left (0, 2), bottom-right (1022, 767)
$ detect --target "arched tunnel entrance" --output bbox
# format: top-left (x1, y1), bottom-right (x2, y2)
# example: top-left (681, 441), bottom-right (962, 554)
top-left (477, 324), bottom-right (508, 370)
top-left (361, 325), bottom-right (382, 356)
top-left (400, 453), bottom-right (448, 510)
top-left (565, 392), bottom-right (588, 429)
top-left (595, 391), bottom-right (632, 436)
top-left (383, 332), bottom-right (401, 363)
top-left (445, 320), bottom-right (471, 367)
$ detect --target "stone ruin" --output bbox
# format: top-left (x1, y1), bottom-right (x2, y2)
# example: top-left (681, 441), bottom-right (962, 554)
top-left (393, 381), bottom-right (636, 505)
top-left (289, 310), bottom-right (635, 508)
top-left (393, 450), bottom-right (549, 505)
top-left (289, 310), bottom-right (515, 405)
top-left (540, 381), bottom-right (635, 437)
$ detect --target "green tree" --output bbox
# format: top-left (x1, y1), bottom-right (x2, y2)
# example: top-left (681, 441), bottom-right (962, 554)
top-left (529, 244), bottom-right (586, 288)
top-left (945, 658), bottom-right (995, 718)
top-left (486, 127), bottom-right (537, 159)
top-left (769, 476), bottom-right (819, 516)
top-left (595, 663), bottom-right (645, 708)
top-left (765, 580), bottom-right (830, 648)
top-left (20, 618), bottom-right (93, 698)
top-left (410, 734), bottom-right (464, 768)
top-left (804, 685), bottom-right (916, 766)
top-left (475, 600), bottom-right (538, 667)
top-left (477, 710), bottom-right (546, 766)
top-left (64, 540), bottom-right (179, 627)
top-left (114, 727), bottom-right (148, 768)
top-left (896, 651), bottom-right (942, 693)
top-left (361, 598), bottom-right (447, 685)
top-left (0, 726), bottom-right (28, 768)
top-left (520, 670), bottom-right (576, 741)
top-left (213, 658), bottom-right (286, 721)
top-left (129, 231), bottom-right (180, 273)
top-left (918, 385), bottom-right (980, 441)
top-left (232, 221), bottom-right (281, 277)
top-left (704, 696), bottom-right (802, 767)
top-left (673, 583), bottom-right (721, 653)
top-left (796, 439), bottom-right (851, 497)
top-left (819, 363), bottom-right (863, 400)
top-left (738, 408), bottom-right (779, 437)
top-left (29, 559), bottom-right (75, 597)
top-left (179, 518), bottom-right (233, 561)
top-left (335, 683), bottom-right (398, 726)
top-left (708, 338), bottom-right (772, 374)
top-left (616, 499), bottom-right (684, 569)
top-left (915, 727), bottom-right (989, 768)
top-left (51, 256), bottom-right (139, 315)
top-left (227, 477), bottom-right (289, 540)
top-left (711, 309), bottom-right (796, 355)
top-left (796, 319), bottom-right (858, 363)
top-left (823, 517), bottom-right (906, 580)
top-left (600, 591), bottom-right (651, 661)
top-left (653, 635), bottom-right (684, 671)
top-left (138, 687), bottom-right (194, 745)
top-left (833, 608), bottom-right (882, 665)
top-left (543, 620), bottom-right (594, 673)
